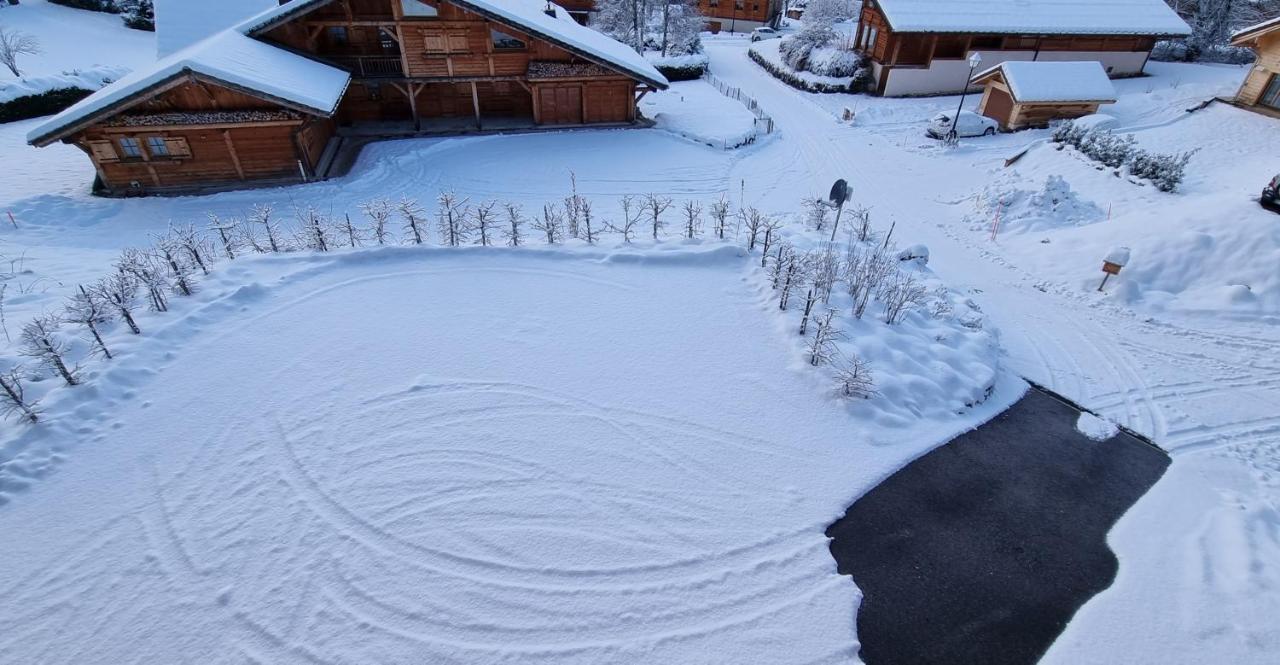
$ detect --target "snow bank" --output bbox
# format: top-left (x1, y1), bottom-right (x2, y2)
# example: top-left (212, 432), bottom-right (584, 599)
top-left (968, 174), bottom-right (1106, 234)
top-left (0, 65), bottom-right (129, 105)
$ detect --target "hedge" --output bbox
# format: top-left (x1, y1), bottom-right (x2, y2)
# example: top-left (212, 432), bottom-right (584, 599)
top-left (0, 87), bottom-right (95, 124)
top-left (748, 48), bottom-right (854, 94)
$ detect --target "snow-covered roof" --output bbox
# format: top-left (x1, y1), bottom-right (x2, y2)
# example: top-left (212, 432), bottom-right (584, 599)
top-left (155, 0), bottom-right (278, 58)
top-left (875, 0), bottom-right (1191, 36)
top-left (240, 0), bottom-right (668, 89)
top-left (1231, 16), bottom-right (1280, 45)
top-left (973, 61), bottom-right (1117, 103)
top-left (28, 30), bottom-right (349, 146)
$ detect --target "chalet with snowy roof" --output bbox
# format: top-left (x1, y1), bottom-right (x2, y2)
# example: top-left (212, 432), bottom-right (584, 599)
top-left (27, 0), bottom-right (668, 196)
top-left (1230, 17), bottom-right (1280, 114)
top-left (854, 0), bottom-right (1190, 96)
top-left (697, 0), bottom-right (782, 33)
top-left (971, 61), bottom-right (1117, 130)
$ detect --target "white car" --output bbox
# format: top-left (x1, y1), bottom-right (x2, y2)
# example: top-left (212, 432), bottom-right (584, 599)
top-left (926, 110), bottom-right (998, 139)
top-left (750, 27), bottom-right (782, 42)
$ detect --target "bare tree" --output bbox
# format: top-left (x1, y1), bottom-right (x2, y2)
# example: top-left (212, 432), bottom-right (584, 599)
top-left (879, 270), bottom-right (927, 325)
top-left (811, 241), bottom-right (842, 304)
top-left (503, 202), bottom-right (525, 247)
top-left (759, 217), bottom-right (782, 268)
top-left (835, 353), bottom-right (875, 399)
top-left (295, 207), bottom-right (330, 252)
top-left (610, 195), bottom-right (641, 243)
top-left (0, 366), bottom-right (39, 424)
top-left (339, 213), bottom-right (362, 248)
top-left (362, 199), bottom-right (393, 245)
top-left (709, 195), bottom-right (730, 240)
top-left (682, 200), bottom-right (702, 239)
top-left (436, 191), bottom-right (471, 247)
top-left (398, 197), bottom-right (427, 245)
top-left (804, 196), bottom-right (831, 232)
top-left (156, 244), bottom-right (194, 296)
top-left (248, 204), bottom-right (282, 253)
top-left (65, 286), bottom-right (113, 360)
top-left (534, 203), bottom-right (564, 244)
top-left (845, 243), bottom-right (893, 320)
top-left (580, 197), bottom-right (599, 244)
top-left (799, 287), bottom-right (819, 335)
top-left (169, 224), bottom-right (212, 274)
top-left (473, 200), bottom-right (498, 246)
top-left (20, 314), bottom-right (79, 386)
top-left (852, 206), bottom-right (872, 242)
top-left (641, 193), bottom-right (672, 241)
top-left (208, 214), bottom-right (239, 260)
top-left (95, 272), bottom-right (141, 334)
top-left (118, 249), bottom-right (169, 312)
top-left (806, 309), bottom-right (842, 367)
top-left (779, 248), bottom-right (808, 311)
top-left (767, 241), bottom-right (792, 290)
top-left (0, 26), bottom-right (40, 78)
top-left (741, 207), bottom-right (767, 251)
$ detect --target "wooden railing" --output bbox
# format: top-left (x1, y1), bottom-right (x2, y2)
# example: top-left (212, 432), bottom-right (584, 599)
top-left (329, 55), bottom-right (405, 79)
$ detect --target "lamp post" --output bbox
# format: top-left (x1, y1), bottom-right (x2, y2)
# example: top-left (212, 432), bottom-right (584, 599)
top-left (947, 51), bottom-right (984, 142)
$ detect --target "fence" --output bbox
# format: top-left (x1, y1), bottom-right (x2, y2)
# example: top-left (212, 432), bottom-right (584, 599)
top-left (705, 73), bottom-right (777, 137)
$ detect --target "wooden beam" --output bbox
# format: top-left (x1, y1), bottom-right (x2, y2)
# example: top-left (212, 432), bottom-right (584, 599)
top-left (530, 85), bottom-right (542, 124)
top-left (579, 84), bottom-right (588, 125)
top-left (99, 120), bottom-right (304, 133)
top-left (222, 130), bottom-right (246, 181)
top-left (471, 81), bottom-right (482, 130)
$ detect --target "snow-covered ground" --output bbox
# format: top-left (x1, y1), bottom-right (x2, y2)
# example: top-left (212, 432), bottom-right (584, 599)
top-left (2, 5), bottom-right (1279, 662)
top-left (0, 244), bottom-right (1016, 663)
top-left (0, 1), bottom-right (155, 81)
top-left (640, 79), bottom-right (764, 148)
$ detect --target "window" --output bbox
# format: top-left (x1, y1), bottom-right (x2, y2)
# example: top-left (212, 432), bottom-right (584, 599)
top-left (735, 1), bottom-right (745, 9)
top-left (401, 0), bottom-right (439, 17)
top-left (366, 83), bottom-right (383, 100)
top-left (118, 137), bottom-right (143, 158)
top-left (490, 29), bottom-right (525, 50)
top-left (709, 0), bottom-right (719, 6)
top-left (1261, 75), bottom-right (1280, 109)
top-left (146, 136), bottom-right (169, 157)
top-left (327, 26), bottom-right (348, 46)
top-left (424, 29), bottom-right (469, 54)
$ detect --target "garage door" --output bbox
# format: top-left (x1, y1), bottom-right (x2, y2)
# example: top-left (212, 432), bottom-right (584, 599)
top-left (538, 85), bottom-right (583, 125)
top-left (983, 87), bottom-right (1015, 128)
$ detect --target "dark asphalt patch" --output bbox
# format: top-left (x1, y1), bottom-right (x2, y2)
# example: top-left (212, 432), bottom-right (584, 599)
top-left (825, 386), bottom-right (1170, 665)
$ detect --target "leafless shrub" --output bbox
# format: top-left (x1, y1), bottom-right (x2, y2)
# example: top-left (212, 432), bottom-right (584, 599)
top-left (248, 204), bottom-right (282, 253)
top-left (94, 272), bottom-right (141, 335)
top-left (610, 195), bottom-right (641, 243)
top-left (844, 242), bottom-right (893, 320)
top-left (398, 197), bottom-right (427, 245)
top-left (117, 249), bottom-right (169, 312)
top-left (879, 271), bottom-right (927, 325)
top-left (208, 214), bottom-right (239, 260)
top-left (503, 202), bottom-right (524, 247)
top-left (338, 213), bottom-right (362, 248)
top-left (0, 366), bottom-right (39, 424)
top-left (436, 191), bottom-right (471, 247)
top-left (580, 197), bottom-right (599, 244)
top-left (741, 207), bottom-right (768, 251)
top-left (643, 193), bottom-right (673, 240)
top-left (0, 26), bottom-right (40, 78)
top-left (806, 310), bottom-right (843, 367)
top-left (474, 200), bottom-right (498, 246)
top-left (362, 199), bottom-right (394, 245)
top-left (20, 314), bottom-right (78, 386)
top-left (64, 286), bottom-right (113, 360)
top-left (804, 196), bottom-right (830, 231)
top-left (709, 195), bottom-right (730, 240)
top-left (835, 353), bottom-right (875, 399)
top-left (534, 203), bottom-right (564, 244)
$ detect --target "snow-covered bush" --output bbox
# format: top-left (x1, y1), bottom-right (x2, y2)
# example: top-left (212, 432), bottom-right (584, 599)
top-left (780, 24), bottom-right (837, 72)
top-left (647, 52), bottom-right (708, 81)
top-left (1052, 120), bottom-right (1197, 192)
top-left (1128, 149), bottom-right (1198, 193)
top-left (1, 66), bottom-right (126, 123)
top-left (806, 46), bottom-right (861, 77)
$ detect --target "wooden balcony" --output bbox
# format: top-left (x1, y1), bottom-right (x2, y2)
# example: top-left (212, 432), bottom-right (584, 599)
top-left (329, 55), bottom-right (405, 79)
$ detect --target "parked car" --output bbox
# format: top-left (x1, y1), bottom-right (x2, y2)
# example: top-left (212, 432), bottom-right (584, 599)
top-left (750, 27), bottom-right (782, 42)
top-left (1262, 174), bottom-right (1280, 212)
top-left (926, 111), bottom-right (998, 139)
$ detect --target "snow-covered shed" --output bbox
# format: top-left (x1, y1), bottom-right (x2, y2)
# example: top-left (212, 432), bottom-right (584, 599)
top-left (853, 0), bottom-right (1190, 96)
top-left (972, 61), bottom-right (1117, 130)
top-left (27, 0), bottom-right (668, 196)
top-left (1231, 17), bottom-right (1280, 113)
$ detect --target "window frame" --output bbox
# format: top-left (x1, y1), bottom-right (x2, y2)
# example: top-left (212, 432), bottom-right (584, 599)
top-left (490, 28), bottom-right (527, 51)
top-left (118, 137), bottom-right (144, 159)
top-left (145, 135), bottom-right (170, 158)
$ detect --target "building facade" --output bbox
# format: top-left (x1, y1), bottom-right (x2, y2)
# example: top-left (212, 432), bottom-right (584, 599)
top-left (27, 0), bottom-right (667, 196)
top-left (1231, 17), bottom-right (1280, 113)
top-left (854, 0), bottom-right (1190, 97)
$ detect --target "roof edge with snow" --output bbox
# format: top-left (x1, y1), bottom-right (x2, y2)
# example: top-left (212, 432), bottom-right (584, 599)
top-left (875, 0), bottom-right (1192, 37)
top-left (972, 61), bottom-right (1118, 104)
top-left (1231, 16), bottom-right (1280, 46)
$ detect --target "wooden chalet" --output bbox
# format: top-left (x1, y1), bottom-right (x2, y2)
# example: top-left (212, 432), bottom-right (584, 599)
top-left (697, 0), bottom-right (782, 33)
top-left (854, 0), bottom-right (1190, 97)
top-left (1230, 17), bottom-right (1280, 114)
top-left (972, 61), bottom-right (1117, 131)
top-left (27, 0), bottom-right (668, 196)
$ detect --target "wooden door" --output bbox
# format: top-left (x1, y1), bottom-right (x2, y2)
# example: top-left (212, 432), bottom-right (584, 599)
top-left (983, 87), bottom-right (1015, 129)
top-left (539, 85), bottom-right (583, 125)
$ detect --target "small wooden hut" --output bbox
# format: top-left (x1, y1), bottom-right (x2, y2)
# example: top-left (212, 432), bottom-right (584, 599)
top-left (1230, 17), bottom-right (1280, 113)
top-left (972, 61), bottom-right (1117, 130)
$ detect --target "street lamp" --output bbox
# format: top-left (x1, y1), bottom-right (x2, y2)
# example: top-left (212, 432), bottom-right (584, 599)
top-left (947, 51), bottom-right (984, 142)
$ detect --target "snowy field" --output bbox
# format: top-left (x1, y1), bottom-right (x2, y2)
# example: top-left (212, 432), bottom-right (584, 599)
top-left (640, 78), bottom-right (764, 149)
top-left (2, 3), bottom-right (1280, 663)
top-left (0, 246), bottom-right (1015, 663)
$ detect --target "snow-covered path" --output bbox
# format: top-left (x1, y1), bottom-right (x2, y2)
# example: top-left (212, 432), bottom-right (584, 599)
top-left (706, 40), bottom-right (1280, 662)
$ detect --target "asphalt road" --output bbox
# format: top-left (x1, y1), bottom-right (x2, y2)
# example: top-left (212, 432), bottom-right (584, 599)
top-left (826, 386), bottom-right (1170, 665)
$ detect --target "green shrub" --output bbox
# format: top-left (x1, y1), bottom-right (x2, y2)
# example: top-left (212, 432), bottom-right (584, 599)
top-left (0, 87), bottom-right (95, 124)
top-left (654, 62), bottom-right (706, 82)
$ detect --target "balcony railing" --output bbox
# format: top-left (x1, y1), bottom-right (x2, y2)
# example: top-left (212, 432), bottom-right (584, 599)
top-left (329, 55), bottom-right (404, 79)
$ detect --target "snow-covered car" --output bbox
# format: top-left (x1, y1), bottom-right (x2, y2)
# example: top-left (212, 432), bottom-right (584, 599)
top-left (750, 27), bottom-right (781, 42)
top-left (1262, 174), bottom-right (1280, 212)
top-left (926, 111), bottom-right (998, 139)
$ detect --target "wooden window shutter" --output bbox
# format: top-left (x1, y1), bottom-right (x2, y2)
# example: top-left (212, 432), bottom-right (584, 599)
top-left (447, 30), bottom-right (470, 53)
top-left (87, 139), bottom-right (119, 163)
top-left (163, 137), bottom-right (192, 158)
top-left (423, 31), bottom-right (447, 53)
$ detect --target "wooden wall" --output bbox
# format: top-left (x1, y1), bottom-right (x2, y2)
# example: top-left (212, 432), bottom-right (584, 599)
top-left (1237, 32), bottom-right (1280, 106)
top-left (69, 80), bottom-right (332, 194)
top-left (698, 0), bottom-right (773, 25)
